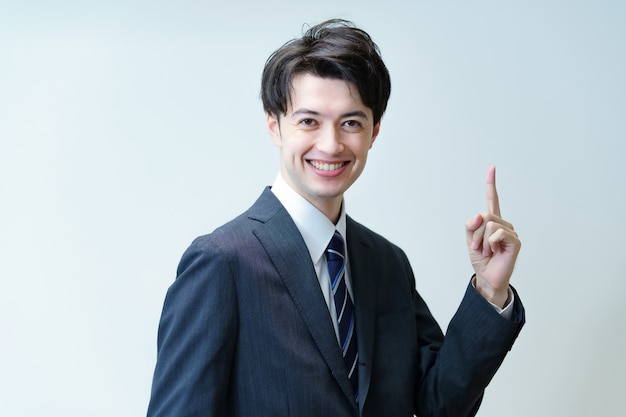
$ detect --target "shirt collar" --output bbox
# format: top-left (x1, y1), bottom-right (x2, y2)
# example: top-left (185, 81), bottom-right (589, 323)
top-left (271, 173), bottom-right (347, 263)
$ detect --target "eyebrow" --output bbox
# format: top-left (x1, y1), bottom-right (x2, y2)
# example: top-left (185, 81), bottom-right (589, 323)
top-left (292, 108), bottom-right (369, 120)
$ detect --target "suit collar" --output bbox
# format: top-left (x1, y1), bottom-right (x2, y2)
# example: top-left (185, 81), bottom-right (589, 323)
top-left (246, 187), bottom-right (285, 223)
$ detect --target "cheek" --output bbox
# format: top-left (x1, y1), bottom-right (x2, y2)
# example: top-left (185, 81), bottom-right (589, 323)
top-left (285, 135), bottom-right (314, 155)
top-left (354, 140), bottom-right (373, 160)
top-left (280, 141), bottom-right (308, 164)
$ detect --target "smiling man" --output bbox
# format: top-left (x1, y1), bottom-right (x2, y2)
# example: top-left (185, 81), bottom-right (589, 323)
top-left (147, 19), bottom-right (525, 417)
top-left (267, 74), bottom-right (379, 223)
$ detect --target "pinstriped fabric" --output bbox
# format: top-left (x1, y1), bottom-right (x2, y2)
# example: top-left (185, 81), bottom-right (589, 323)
top-left (326, 231), bottom-right (359, 401)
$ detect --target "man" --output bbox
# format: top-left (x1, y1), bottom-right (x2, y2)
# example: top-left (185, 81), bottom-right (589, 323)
top-left (147, 19), bottom-right (524, 417)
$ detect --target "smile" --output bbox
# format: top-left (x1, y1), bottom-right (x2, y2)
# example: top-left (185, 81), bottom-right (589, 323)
top-left (309, 160), bottom-right (347, 171)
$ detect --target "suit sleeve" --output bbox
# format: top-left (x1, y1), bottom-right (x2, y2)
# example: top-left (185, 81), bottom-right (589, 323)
top-left (147, 237), bottom-right (238, 417)
top-left (405, 253), bottom-right (525, 417)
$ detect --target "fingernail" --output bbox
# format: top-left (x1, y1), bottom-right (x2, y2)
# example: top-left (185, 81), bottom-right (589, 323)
top-left (471, 241), bottom-right (479, 250)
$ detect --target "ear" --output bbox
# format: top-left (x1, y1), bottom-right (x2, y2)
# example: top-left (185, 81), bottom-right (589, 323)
top-left (266, 113), bottom-right (282, 147)
top-left (369, 121), bottom-right (381, 149)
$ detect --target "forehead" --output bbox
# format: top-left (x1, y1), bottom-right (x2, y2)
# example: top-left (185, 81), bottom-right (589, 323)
top-left (287, 73), bottom-right (369, 115)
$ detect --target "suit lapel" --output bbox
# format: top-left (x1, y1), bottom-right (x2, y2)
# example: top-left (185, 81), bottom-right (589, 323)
top-left (347, 217), bottom-right (377, 411)
top-left (249, 188), bottom-right (357, 405)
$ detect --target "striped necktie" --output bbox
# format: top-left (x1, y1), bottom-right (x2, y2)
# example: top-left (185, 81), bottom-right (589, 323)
top-left (326, 231), bottom-right (359, 400)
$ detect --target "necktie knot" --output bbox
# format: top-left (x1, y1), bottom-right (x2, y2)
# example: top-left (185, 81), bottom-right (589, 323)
top-left (326, 232), bottom-right (346, 292)
top-left (326, 231), bottom-right (345, 261)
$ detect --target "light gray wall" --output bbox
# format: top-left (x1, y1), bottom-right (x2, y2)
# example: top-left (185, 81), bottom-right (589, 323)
top-left (1, 1), bottom-right (624, 416)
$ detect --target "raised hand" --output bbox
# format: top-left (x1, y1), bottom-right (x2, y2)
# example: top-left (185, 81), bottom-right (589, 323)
top-left (465, 166), bottom-right (521, 308)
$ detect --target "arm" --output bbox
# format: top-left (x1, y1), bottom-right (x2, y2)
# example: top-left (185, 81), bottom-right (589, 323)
top-left (147, 237), bottom-right (237, 417)
top-left (414, 166), bottom-right (524, 416)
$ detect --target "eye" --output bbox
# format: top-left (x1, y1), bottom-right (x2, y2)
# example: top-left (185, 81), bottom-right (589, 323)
top-left (343, 120), bottom-right (362, 129)
top-left (299, 118), bottom-right (317, 127)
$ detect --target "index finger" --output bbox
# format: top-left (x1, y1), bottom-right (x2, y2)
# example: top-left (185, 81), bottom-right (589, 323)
top-left (486, 165), bottom-right (501, 216)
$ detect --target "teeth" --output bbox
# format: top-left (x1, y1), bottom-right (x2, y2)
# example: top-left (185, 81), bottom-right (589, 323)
top-left (311, 161), bottom-right (344, 171)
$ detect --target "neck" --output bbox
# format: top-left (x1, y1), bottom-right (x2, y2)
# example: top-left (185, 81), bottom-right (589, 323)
top-left (321, 201), bottom-right (342, 225)
top-left (279, 173), bottom-right (344, 224)
top-left (301, 195), bottom-right (342, 225)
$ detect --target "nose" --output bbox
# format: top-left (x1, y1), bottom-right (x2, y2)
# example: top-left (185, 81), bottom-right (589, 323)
top-left (316, 125), bottom-right (344, 155)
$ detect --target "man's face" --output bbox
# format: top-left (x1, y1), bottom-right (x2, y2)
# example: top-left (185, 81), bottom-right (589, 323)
top-left (267, 73), bottom-right (380, 221)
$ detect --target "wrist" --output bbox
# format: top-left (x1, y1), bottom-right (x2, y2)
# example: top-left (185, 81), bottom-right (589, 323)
top-left (472, 274), bottom-right (510, 309)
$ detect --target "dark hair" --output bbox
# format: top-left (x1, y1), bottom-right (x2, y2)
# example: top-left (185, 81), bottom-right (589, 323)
top-left (261, 19), bottom-right (391, 125)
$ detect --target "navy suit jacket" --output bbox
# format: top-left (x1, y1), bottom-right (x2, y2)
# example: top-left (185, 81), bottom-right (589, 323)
top-left (147, 188), bottom-right (524, 417)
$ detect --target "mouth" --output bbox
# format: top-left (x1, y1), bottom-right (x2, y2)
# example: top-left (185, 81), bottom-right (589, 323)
top-left (308, 160), bottom-right (348, 172)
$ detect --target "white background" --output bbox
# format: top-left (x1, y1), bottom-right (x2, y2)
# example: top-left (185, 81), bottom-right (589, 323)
top-left (1, 1), bottom-right (624, 416)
